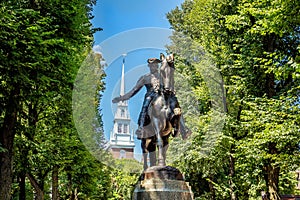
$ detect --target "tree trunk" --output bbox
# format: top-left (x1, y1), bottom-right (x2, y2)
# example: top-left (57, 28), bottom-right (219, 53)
top-left (74, 188), bottom-right (78, 200)
top-left (263, 33), bottom-right (279, 200)
top-left (229, 152), bottom-right (238, 200)
top-left (208, 174), bottom-right (216, 200)
top-left (67, 172), bottom-right (74, 200)
top-left (264, 142), bottom-right (280, 200)
top-left (26, 173), bottom-right (44, 200)
top-left (19, 172), bottom-right (26, 200)
top-left (19, 147), bottom-right (30, 200)
top-left (0, 88), bottom-right (19, 200)
top-left (264, 33), bottom-right (276, 99)
top-left (52, 165), bottom-right (59, 200)
top-left (265, 163), bottom-right (280, 200)
top-left (266, 72), bottom-right (275, 98)
top-left (0, 144), bottom-right (14, 200)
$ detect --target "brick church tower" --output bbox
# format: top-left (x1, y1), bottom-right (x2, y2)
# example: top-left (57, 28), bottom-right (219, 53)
top-left (109, 55), bottom-right (135, 159)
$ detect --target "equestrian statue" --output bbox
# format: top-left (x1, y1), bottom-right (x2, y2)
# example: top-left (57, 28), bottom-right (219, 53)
top-left (112, 53), bottom-right (189, 170)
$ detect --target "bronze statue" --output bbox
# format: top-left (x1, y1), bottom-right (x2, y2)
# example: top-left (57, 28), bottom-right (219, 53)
top-left (112, 53), bottom-right (185, 170)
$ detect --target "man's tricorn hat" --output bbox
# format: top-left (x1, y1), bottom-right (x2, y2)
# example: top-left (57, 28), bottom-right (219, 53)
top-left (147, 58), bottom-right (161, 64)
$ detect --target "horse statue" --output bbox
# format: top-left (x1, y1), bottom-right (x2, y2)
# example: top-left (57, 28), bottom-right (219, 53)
top-left (141, 53), bottom-right (183, 170)
top-left (112, 53), bottom-right (189, 170)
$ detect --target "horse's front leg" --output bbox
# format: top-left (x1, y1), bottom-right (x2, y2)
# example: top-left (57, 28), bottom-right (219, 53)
top-left (141, 139), bottom-right (148, 170)
top-left (153, 118), bottom-right (165, 166)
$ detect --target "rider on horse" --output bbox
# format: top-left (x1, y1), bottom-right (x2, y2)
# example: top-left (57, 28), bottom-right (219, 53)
top-left (112, 56), bottom-right (181, 139)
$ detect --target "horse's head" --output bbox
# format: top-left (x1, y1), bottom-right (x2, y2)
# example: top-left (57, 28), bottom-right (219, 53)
top-left (159, 53), bottom-right (175, 92)
top-left (160, 53), bottom-right (174, 68)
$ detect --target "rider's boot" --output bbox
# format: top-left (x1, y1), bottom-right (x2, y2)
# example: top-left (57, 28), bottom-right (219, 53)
top-left (136, 108), bottom-right (148, 140)
top-left (171, 107), bottom-right (181, 137)
top-left (136, 95), bottom-right (153, 140)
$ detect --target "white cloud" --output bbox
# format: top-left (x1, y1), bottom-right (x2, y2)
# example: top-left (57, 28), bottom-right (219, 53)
top-left (93, 44), bottom-right (103, 55)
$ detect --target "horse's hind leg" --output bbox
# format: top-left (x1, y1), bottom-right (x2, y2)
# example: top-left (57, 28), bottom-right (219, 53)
top-left (148, 139), bottom-right (156, 167)
top-left (142, 138), bottom-right (157, 170)
top-left (162, 135), bottom-right (169, 163)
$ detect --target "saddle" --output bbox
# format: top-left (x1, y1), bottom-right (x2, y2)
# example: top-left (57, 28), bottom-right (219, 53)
top-left (143, 93), bottom-right (181, 137)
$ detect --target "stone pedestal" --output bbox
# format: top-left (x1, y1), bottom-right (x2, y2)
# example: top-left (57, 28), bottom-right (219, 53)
top-left (132, 166), bottom-right (193, 200)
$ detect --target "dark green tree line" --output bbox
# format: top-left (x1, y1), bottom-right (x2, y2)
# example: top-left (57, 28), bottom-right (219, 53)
top-left (0, 0), bottom-right (107, 199)
top-left (166, 0), bottom-right (300, 199)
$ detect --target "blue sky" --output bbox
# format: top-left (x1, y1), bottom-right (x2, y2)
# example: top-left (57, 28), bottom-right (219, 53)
top-left (92, 0), bottom-right (183, 42)
top-left (91, 0), bottom-right (184, 159)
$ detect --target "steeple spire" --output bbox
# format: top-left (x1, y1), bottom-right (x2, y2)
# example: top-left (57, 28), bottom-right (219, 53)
top-left (109, 53), bottom-right (135, 159)
top-left (120, 54), bottom-right (126, 96)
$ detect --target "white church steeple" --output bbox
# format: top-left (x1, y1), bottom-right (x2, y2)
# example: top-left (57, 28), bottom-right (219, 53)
top-left (109, 54), bottom-right (135, 159)
top-left (120, 55), bottom-right (125, 96)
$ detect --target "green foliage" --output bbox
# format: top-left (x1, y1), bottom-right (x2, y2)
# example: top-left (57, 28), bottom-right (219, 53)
top-left (108, 159), bottom-right (142, 200)
top-left (167, 0), bottom-right (300, 199)
top-left (166, 28), bottom-right (229, 198)
top-left (72, 51), bottom-right (108, 163)
top-left (0, 0), bottom-right (112, 199)
top-left (58, 143), bottom-right (111, 200)
top-left (235, 97), bottom-right (300, 198)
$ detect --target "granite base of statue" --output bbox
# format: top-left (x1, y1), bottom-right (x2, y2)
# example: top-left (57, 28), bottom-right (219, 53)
top-left (132, 166), bottom-right (194, 200)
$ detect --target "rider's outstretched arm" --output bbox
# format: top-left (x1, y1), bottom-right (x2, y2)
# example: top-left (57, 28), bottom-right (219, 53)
top-left (112, 76), bottom-right (145, 103)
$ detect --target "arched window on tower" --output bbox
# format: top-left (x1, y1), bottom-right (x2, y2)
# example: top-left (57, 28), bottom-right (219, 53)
top-left (120, 150), bottom-right (126, 159)
top-left (118, 123), bottom-right (122, 133)
top-left (121, 109), bottom-right (125, 117)
top-left (123, 124), bottom-right (128, 133)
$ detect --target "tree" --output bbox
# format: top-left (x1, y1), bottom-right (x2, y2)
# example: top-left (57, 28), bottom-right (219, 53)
top-left (109, 159), bottom-right (143, 200)
top-left (0, 0), bottom-right (100, 199)
top-left (167, 0), bottom-right (300, 199)
top-left (166, 31), bottom-right (230, 199)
